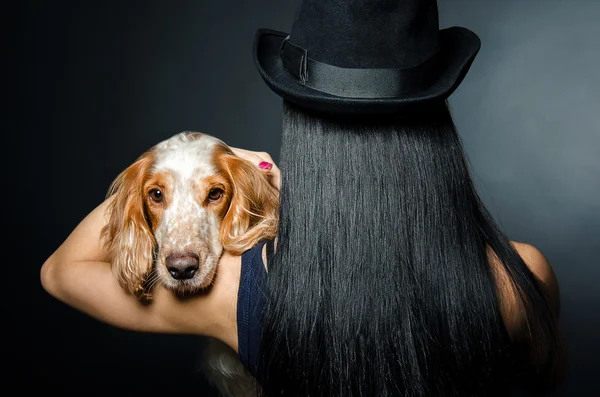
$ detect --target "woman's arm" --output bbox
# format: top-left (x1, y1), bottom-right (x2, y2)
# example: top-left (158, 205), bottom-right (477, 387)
top-left (40, 146), bottom-right (279, 340)
top-left (40, 197), bottom-right (227, 336)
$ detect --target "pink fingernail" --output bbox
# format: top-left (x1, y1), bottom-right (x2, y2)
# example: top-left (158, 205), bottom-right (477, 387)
top-left (259, 161), bottom-right (273, 170)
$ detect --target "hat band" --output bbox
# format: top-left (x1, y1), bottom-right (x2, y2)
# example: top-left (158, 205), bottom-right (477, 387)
top-left (280, 36), bottom-right (442, 99)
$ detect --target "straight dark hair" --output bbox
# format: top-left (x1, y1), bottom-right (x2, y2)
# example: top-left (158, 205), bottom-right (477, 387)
top-left (257, 100), bottom-right (564, 396)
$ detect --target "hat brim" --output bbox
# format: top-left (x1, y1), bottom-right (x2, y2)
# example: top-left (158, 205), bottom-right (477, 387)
top-left (253, 27), bottom-right (481, 114)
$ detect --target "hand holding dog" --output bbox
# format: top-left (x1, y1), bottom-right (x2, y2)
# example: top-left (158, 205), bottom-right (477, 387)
top-left (230, 147), bottom-right (281, 191)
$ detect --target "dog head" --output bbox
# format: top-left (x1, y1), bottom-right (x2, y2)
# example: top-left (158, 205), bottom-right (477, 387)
top-left (100, 132), bottom-right (279, 299)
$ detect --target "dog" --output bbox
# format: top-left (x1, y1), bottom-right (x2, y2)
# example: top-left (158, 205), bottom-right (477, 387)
top-left (100, 131), bottom-right (278, 396)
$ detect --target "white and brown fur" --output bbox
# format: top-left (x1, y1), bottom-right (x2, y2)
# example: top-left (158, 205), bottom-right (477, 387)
top-left (100, 131), bottom-right (278, 396)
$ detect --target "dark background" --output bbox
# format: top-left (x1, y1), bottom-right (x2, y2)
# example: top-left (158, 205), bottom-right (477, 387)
top-left (7, 0), bottom-right (599, 395)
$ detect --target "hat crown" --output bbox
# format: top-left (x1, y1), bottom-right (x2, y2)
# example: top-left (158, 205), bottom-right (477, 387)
top-left (289, 0), bottom-right (440, 69)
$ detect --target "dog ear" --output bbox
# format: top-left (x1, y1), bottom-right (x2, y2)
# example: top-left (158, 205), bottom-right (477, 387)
top-left (218, 153), bottom-right (279, 254)
top-left (101, 150), bottom-right (156, 300)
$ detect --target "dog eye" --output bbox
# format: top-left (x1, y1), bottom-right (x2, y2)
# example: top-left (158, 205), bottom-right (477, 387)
top-left (149, 189), bottom-right (164, 203)
top-left (208, 188), bottom-right (223, 201)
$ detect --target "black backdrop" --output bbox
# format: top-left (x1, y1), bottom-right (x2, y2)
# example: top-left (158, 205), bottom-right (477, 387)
top-left (8, 1), bottom-right (599, 396)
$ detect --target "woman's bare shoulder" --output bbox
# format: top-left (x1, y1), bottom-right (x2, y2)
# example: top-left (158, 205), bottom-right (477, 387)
top-left (510, 241), bottom-right (560, 311)
top-left (491, 241), bottom-right (560, 338)
top-left (511, 242), bottom-right (558, 290)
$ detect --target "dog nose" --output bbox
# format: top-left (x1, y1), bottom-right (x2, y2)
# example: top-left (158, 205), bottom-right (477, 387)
top-left (166, 253), bottom-right (199, 280)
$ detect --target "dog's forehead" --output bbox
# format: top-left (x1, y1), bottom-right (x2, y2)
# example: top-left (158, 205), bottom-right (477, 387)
top-left (153, 132), bottom-right (223, 179)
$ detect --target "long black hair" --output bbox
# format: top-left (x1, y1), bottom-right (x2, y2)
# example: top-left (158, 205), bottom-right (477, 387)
top-left (257, 100), bottom-right (564, 396)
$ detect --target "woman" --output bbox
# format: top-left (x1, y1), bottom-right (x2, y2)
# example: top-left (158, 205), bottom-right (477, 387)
top-left (41, 0), bottom-right (566, 396)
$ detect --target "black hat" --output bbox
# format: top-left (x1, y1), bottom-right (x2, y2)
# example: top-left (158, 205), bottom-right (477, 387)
top-left (253, 0), bottom-right (481, 114)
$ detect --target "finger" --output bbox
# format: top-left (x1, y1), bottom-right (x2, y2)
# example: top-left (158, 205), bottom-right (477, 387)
top-left (269, 168), bottom-right (281, 191)
top-left (230, 147), bottom-right (275, 170)
top-left (229, 147), bottom-right (281, 191)
top-left (260, 160), bottom-right (281, 191)
top-left (258, 161), bottom-right (273, 170)
top-left (259, 161), bottom-right (281, 192)
top-left (256, 151), bottom-right (275, 164)
top-left (230, 147), bottom-right (264, 164)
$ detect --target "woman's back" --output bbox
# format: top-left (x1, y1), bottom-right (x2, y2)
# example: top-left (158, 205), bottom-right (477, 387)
top-left (252, 101), bottom-right (565, 397)
top-left (235, 236), bottom-right (559, 385)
